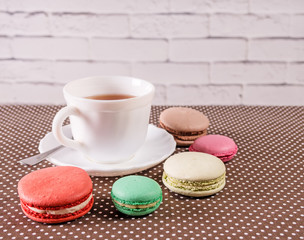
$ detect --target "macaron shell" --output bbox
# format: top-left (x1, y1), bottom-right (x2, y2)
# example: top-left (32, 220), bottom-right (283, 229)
top-left (111, 175), bottom-right (162, 216)
top-left (159, 107), bottom-right (209, 133)
top-left (189, 135), bottom-right (238, 162)
top-left (18, 166), bottom-right (94, 223)
top-left (163, 152), bottom-right (225, 181)
top-left (111, 176), bottom-right (162, 204)
top-left (18, 166), bottom-right (93, 208)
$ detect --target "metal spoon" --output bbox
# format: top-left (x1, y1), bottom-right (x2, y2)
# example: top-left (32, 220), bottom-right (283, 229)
top-left (18, 145), bottom-right (64, 166)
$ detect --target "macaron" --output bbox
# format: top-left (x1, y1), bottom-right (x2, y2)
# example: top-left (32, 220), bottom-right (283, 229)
top-left (162, 152), bottom-right (226, 197)
top-left (18, 166), bottom-right (94, 224)
top-left (189, 135), bottom-right (238, 162)
top-left (111, 175), bottom-right (162, 216)
top-left (159, 107), bottom-right (209, 146)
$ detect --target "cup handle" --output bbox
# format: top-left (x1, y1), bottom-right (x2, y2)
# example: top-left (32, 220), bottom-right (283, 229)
top-left (52, 106), bottom-right (83, 151)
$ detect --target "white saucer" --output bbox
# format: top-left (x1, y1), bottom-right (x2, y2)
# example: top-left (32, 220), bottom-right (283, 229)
top-left (38, 124), bottom-right (176, 177)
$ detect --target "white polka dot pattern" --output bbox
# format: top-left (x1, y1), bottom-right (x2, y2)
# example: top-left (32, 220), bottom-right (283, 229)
top-left (0, 105), bottom-right (303, 239)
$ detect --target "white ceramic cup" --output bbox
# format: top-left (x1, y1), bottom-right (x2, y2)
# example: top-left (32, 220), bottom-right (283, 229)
top-left (52, 76), bottom-right (155, 164)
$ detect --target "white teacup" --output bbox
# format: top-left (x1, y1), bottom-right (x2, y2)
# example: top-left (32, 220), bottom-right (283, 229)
top-left (52, 76), bottom-right (155, 164)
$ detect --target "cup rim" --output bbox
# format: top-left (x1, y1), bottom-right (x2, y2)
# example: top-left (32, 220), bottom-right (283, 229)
top-left (63, 75), bottom-right (155, 104)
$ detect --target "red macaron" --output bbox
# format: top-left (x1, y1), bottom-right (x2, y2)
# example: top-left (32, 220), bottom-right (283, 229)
top-left (18, 166), bottom-right (94, 224)
top-left (189, 135), bottom-right (238, 162)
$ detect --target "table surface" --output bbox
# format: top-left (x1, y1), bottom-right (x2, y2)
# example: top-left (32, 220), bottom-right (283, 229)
top-left (0, 105), bottom-right (303, 240)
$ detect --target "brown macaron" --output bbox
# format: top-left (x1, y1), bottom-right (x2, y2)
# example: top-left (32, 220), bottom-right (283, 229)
top-left (159, 107), bottom-right (209, 146)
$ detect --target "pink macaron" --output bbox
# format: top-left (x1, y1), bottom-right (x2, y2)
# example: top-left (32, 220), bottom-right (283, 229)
top-left (189, 135), bottom-right (238, 163)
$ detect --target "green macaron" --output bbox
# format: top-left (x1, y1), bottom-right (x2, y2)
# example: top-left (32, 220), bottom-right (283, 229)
top-left (111, 175), bottom-right (162, 216)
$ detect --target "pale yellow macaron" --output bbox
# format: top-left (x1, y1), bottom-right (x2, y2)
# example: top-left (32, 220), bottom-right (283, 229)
top-left (162, 152), bottom-right (226, 197)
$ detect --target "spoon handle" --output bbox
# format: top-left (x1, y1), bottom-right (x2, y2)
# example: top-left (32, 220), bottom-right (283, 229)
top-left (18, 145), bottom-right (64, 166)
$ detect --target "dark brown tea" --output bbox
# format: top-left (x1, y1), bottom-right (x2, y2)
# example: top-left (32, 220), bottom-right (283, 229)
top-left (85, 94), bottom-right (135, 100)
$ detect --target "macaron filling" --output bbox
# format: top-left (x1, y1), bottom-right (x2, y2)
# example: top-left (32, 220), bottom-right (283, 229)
top-left (174, 130), bottom-right (207, 141)
top-left (163, 172), bottom-right (225, 192)
top-left (159, 122), bottom-right (206, 136)
top-left (111, 193), bottom-right (162, 212)
top-left (112, 199), bottom-right (160, 209)
top-left (25, 193), bottom-right (93, 215)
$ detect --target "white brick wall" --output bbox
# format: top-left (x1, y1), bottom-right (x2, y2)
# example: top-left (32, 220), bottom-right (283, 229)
top-left (130, 15), bottom-right (209, 38)
top-left (12, 37), bottom-right (89, 60)
top-left (0, 0), bottom-right (303, 105)
top-left (170, 39), bottom-right (247, 61)
top-left (90, 39), bottom-right (168, 61)
top-left (210, 14), bottom-right (290, 37)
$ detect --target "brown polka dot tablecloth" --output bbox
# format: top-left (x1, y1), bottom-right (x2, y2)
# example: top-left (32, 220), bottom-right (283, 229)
top-left (0, 105), bottom-right (303, 240)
